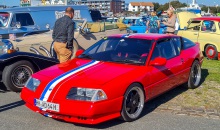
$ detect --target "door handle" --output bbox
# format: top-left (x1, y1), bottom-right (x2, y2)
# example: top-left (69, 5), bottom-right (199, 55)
top-left (194, 33), bottom-right (198, 35)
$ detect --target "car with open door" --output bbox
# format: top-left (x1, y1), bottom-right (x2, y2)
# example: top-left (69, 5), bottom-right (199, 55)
top-left (178, 17), bottom-right (220, 60)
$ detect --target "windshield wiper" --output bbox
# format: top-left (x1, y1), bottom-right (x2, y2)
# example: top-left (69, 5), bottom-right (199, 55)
top-left (114, 59), bottom-right (143, 64)
top-left (79, 54), bottom-right (93, 59)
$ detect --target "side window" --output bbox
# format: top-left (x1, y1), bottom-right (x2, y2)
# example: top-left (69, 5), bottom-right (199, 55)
top-left (171, 37), bottom-right (181, 55)
top-left (201, 20), bottom-right (216, 32)
top-left (151, 39), bottom-right (177, 60)
top-left (10, 13), bottom-right (34, 27)
top-left (181, 37), bottom-right (195, 49)
top-left (187, 20), bottom-right (201, 30)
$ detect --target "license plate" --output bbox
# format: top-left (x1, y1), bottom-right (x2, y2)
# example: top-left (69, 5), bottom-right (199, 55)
top-left (35, 99), bottom-right (60, 112)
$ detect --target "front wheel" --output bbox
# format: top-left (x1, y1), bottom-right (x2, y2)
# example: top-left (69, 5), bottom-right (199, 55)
top-left (187, 60), bottom-right (201, 89)
top-left (2, 60), bottom-right (35, 92)
top-left (205, 45), bottom-right (218, 60)
top-left (121, 83), bottom-right (145, 122)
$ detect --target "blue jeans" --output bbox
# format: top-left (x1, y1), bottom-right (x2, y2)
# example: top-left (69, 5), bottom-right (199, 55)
top-left (149, 28), bottom-right (159, 33)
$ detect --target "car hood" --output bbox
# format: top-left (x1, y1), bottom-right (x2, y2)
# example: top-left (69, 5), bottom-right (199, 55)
top-left (177, 12), bottom-right (201, 29)
top-left (36, 59), bottom-right (137, 86)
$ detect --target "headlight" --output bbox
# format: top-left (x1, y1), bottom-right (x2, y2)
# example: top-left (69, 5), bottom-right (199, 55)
top-left (67, 88), bottom-right (107, 102)
top-left (25, 77), bottom-right (41, 91)
top-left (0, 40), bottom-right (15, 55)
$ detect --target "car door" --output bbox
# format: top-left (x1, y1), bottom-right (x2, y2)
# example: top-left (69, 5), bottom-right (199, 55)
top-left (9, 13), bottom-right (37, 37)
top-left (148, 38), bottom-right (183, 97)
top-left (178, 20), bottom-right (201, 42)
top-left (171, 37), bottom-right (189, 85)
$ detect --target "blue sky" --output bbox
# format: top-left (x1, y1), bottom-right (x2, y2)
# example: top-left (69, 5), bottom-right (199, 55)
top-left (1, 0), bottom-right (220, 6)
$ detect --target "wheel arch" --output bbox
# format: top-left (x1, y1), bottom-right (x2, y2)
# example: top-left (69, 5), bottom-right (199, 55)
top-left (125, 82), bottom-right (146, 100)
top-left (2, 57), bottom-right (41, 73)
top-left (204, 43), bottom-right (219, 53)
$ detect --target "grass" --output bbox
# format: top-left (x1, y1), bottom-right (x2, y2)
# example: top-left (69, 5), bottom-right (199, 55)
top-left (201, 58), bottom-right (220, 84)
top-left (159, 58), bottom-right (220, 109)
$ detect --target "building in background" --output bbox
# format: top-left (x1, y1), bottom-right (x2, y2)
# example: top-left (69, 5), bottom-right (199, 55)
top-left (128, 2), bottom-right (154, 12)
top-left (67, 0), bottom-right (125, 14)
top-left (125, 3), bottom-right (129, 11)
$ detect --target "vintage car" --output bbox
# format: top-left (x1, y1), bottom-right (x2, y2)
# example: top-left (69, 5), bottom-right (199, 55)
top-left (177, 17), bottom-right (220, 60)
top-left (21, 33), bottom-right (203, 124)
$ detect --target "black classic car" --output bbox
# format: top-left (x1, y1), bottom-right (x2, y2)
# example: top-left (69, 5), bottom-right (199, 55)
top-left (0, 40), bottom-right (59, 92)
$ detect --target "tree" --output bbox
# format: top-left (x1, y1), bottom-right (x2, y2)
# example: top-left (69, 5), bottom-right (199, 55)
top-left (153, 2), bottom-right (160, 11)
top-left (201, 6), bottom-right (208, 12)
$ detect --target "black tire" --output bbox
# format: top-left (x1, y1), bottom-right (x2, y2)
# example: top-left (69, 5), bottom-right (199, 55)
top-left (121, 83), bottom-right (145, 122)
top-left (205, 45), bottom-right (218, 60)
top-left (2, 60), bottom-right (35, 92)
top-left (187, 60), bottom-right (201, 89)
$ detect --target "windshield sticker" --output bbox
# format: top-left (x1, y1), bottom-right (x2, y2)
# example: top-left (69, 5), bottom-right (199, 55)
top-left (55, 10), bottom-right (81, 19)
top-left (55, 11), bottom-right (65, 19)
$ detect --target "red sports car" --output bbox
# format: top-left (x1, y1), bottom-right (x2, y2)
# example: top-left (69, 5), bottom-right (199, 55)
top-left (21, 34), bottom-right (203, 124)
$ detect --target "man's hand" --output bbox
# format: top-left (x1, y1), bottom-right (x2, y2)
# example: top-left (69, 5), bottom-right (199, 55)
top-left (66, 42), bottom-right (73, 50)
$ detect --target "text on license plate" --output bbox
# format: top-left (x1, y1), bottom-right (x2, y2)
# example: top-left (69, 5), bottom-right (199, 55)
top-left (35, 99), bottom-right (60, 112)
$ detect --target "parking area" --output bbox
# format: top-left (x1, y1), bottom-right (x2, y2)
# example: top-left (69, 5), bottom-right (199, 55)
top-left (1, 82), bottom-right (220, 130)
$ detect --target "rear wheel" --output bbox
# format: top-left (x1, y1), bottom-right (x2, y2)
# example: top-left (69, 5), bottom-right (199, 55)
top-left (2, 60), bottom-right (35, 92)
top-left (205, 45), bottom-right (218, 60)
top-left (121, 83), bottom-right (145, 122)
top-left (187, 60), bottom-right (201, 89)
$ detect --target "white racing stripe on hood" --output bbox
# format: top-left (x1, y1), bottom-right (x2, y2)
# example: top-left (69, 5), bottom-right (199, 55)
top-left (39, 60), bottom-right (100, 102)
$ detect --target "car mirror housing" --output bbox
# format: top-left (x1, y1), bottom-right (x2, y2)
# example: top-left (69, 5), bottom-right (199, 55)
top-left (16, 22), bottom-right (21, 29)
top-left (76, 49), bottom-right (84, 57)
top-left (150, 57), bottom-right (167, 66)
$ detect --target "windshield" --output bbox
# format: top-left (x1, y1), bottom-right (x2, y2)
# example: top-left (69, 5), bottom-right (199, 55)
top-left (79, 37), bottom-right (153, 65)
top-left (0, 12), bottom-right (10, 27)
top-left (188, 20), bottom-right (201, 29)
top-left (106, 18), bottom-right (118, 23)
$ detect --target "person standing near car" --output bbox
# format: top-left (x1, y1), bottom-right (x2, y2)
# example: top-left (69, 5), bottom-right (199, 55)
top-left (162, 9), bottom-right (176, 34)
top-left (146, 11), bottom-right (160, 33)
top-left (52, 7), bottom-right (75, 63)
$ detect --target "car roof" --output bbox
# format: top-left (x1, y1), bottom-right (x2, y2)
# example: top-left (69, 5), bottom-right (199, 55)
top-left (0, 5), bottom-right (89, 12)
top-left (108, 33), bottom-right (180, 40)
top-left (193, 17), bottom-right (220, 22)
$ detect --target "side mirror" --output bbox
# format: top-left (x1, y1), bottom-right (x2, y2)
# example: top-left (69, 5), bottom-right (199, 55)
top-left (46, 24), bottom-right (50, 29)
top-left (184, 26), bottom-right (187, 30)
top-left (84, 28), bottom-right (90, 34)
top-left (78, 25), bottom-right (90, 35)
top-left (150, 57), bottom-right (167, 66)
top-left (75, 49), bottom-right (84, 57)
top-left (78, 25), bottom-right (82, 30)
top-left (16, 22), bottom-right (21, 29)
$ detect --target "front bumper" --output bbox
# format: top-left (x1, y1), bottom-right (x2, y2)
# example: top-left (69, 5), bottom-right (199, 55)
top-left (21, 87), bottom-right (123, 124)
